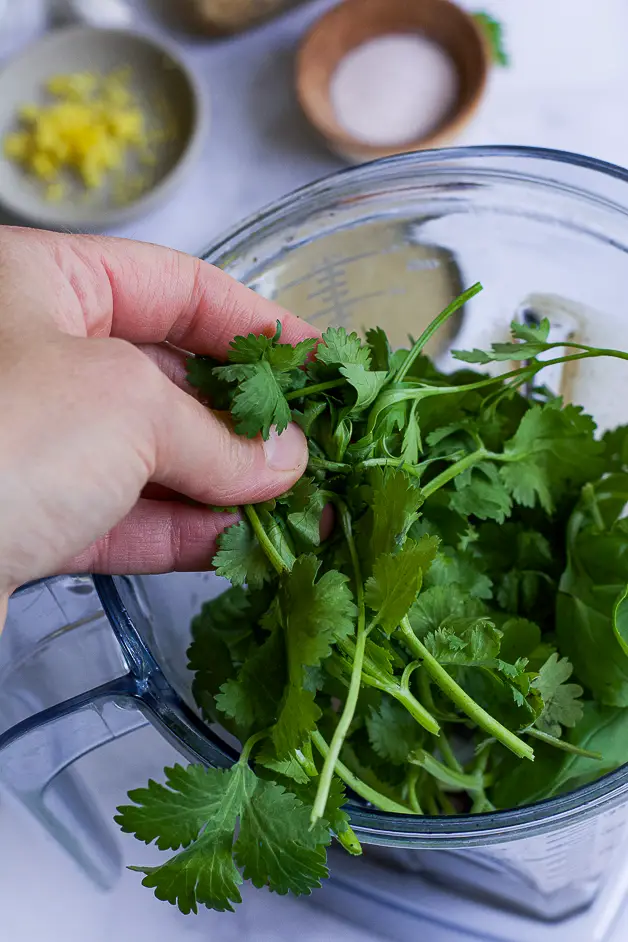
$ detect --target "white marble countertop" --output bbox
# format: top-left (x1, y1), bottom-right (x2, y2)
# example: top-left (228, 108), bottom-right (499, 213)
top-left (2, 2), bottom-right (628, 940)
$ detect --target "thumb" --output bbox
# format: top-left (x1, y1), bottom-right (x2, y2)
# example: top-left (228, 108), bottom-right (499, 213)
top-left (149, 372), bottom-right (309, 505)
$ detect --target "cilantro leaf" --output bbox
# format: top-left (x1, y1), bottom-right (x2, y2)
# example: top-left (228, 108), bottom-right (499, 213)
top-left (294, 399), bottom-right (327, 436)
top-left (423, 617), bottom-right (502, 666)
top-left (400, 403), bottom-right (422, 465)
top-left (256, 743), bottom-right (315, 785)
top-left (450, 461), bottom-right (513, 523)
top-left (453, 342), bottom-right (545, 364)
top-left (268, 340), bottom-right (319, 371)
top-left (235, 773), bottom-right (329, 895)
top-left (603, 425), bottom-right (628, 472)
top-left (213, 520), bottom-right (274, 588)
top-left (612, 584), bottom-right (628, 658)
top-left (532, 654), bottom-right (584, 738)
top-left (290, 775), bottom-right (351, 839)
top-left (364, 638), bottom-right (396, 677)
top-left (226, 331), bottom-right (273, 364)
top-left (365, 537), bottom-right (439, 633)
top-left (366, 696), bottom-right (423, 764)
top-left (315, 327), bottom-right (371, 370)
top-left (215, 626), bottom-right (286, 734)
top-left (500, 402), bottom-right (604, 512)
top-left (492, 703), bottom-right (628, 809)
top-left (277, 476), bottom-right (326, 548)
top-left (279, 554), bottom-right (357, 670)
top-left (212, 329), bottom-right (315, 439)
top-left (358, 467), bottom-right (424, 570)
top-left (271, 555), bottom-right (357, 755)
top-left (218, 360), bottom-right (292, 439)
top-left (511, 318), bottom-right (551, 343)
top-left (365, 326), bottom-right (392, 372)
top-left (186, 355), bottom-right (232, 409)
top-left (498, 617), bottom-right (542, 664)
top-left (408, 584), bottom-right (486, 638)
top-left (187, 586), bottom-right (256, 721)
top-left (340, 364), bottom-right (388, 415)
top-left (117, 762), bottom-right (329, 914)
top-left (226, 329), bottom-right (316, 369)
top-left (557, 476), bottom-right (628, 706)
top-left (272, 686), bottom-right (322, 758)
top-left (426, 549), bottom-right (493, 601)
top-left (453, 317), bottom-right (550, 365)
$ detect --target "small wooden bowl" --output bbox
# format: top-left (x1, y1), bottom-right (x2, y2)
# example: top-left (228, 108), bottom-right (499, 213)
top-left (296, 0), bottom-right (489, 163)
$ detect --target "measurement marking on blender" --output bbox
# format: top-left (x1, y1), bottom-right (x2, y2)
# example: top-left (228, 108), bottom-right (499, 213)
top-left (307, 274), bottom-right (349, 301)
top-left (278, 248), bottom-right (385, 294)
top-left (308, 290), bottom-right (387, 325)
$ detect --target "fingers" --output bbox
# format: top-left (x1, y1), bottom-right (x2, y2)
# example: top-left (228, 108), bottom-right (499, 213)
top-left (65, 498), bottom-right (334, 577)
top-left (7, 228), bottom-right (320, 353)
top-left (148, 361), bottom-right (309, 505)
top-left (138, 343), bottom-right (193, 392)
top-left (64, 500), bottom-right (239, 574)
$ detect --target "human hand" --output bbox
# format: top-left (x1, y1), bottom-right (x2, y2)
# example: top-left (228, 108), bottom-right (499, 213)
top-left (0, 227), bottom-right (320, 620)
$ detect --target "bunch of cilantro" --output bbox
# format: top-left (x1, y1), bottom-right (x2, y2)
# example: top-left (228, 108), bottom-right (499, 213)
top-left (117, 283), bottom-right (628, 914)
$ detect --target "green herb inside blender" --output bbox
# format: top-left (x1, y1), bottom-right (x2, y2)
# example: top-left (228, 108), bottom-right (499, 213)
top-left (117, 282), bottom-right (628, 913)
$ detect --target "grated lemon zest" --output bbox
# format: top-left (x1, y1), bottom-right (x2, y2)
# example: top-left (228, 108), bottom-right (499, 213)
top-left (3, 67), bottom-right (173, 203)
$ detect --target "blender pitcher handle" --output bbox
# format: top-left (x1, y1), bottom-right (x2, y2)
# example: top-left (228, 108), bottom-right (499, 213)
top-left (0, 677), bottom-right (149, 890)
top-left (0, 578), bottom-right (150, 889)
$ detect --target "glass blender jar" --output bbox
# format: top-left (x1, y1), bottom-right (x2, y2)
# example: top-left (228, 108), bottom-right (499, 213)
top-left (3, 146), bottom-right (628, 931)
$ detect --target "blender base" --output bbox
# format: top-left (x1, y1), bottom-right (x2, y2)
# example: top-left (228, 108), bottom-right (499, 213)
top-left (314, 847), bottom-right (628, 942)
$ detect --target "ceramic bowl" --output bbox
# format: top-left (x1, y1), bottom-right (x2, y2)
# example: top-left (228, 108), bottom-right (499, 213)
top-left (296, 0), bottom-right (489, 163)
top-left (0, 26), bottom-right (206, 230)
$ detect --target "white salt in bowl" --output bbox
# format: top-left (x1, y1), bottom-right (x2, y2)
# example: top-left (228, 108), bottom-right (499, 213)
top-left (296, 0), bottom-right (489, 163)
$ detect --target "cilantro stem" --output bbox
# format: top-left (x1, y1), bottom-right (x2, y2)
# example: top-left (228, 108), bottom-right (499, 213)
top-left (357, 458), bottom-right (423, 480)
top-left (393, 688), bottom-right (441, 735)
top-left (308, 455), bottom-right (352, 473)
top-left (438, 731), bottom-right (464, 773)
top-left (244, 505), bottom-right (288, 575)
top-left (532, 339), bottom-right (628, 362)
top-left (336, 826), bottom-right (363, 855)
top-left (406, 768), bottom-right (424, 815)
top-left (311, 731), bottom-right (412, 815)
top-left (417, 669), bottom-right (438, 716)
top-left (525, 727), bottom-right (603, 760)
top-left (240, 729), bottom-right (270, 763)
top-left (339, 638), bottom-right (440, 734)
top-left (425, 789), bottom-right (440, 816)
top-left (398, 617), bottom-right (535, 761)
top-left (401, 660), bottom-right (421, 691)
top-left (471, 745), bottom-right (491, 778)
top-left (421, 448), bottom-right (489, 499)
top-left (410, 749), bottom-right (484, 792)
top-left (392, 283), bottom-right (483, 384)
top-left (312, 501), bottom-right (367, 824)
top-left (438, 792), bottom-right (458, 815)
top-left (370, 348), bottom-right (628, 440)
top-left (308, 455), bottom-right (424, 480)
top-left (286, 379), bottom-right (346, 401)
top-left (471, 794), bottom-right (495, 814)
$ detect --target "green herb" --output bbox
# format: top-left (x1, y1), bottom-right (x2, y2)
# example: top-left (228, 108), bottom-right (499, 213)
top-left (119, 286), bottom-right (628, 914)
top-left (472, 12), bottom-right (510, 67)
